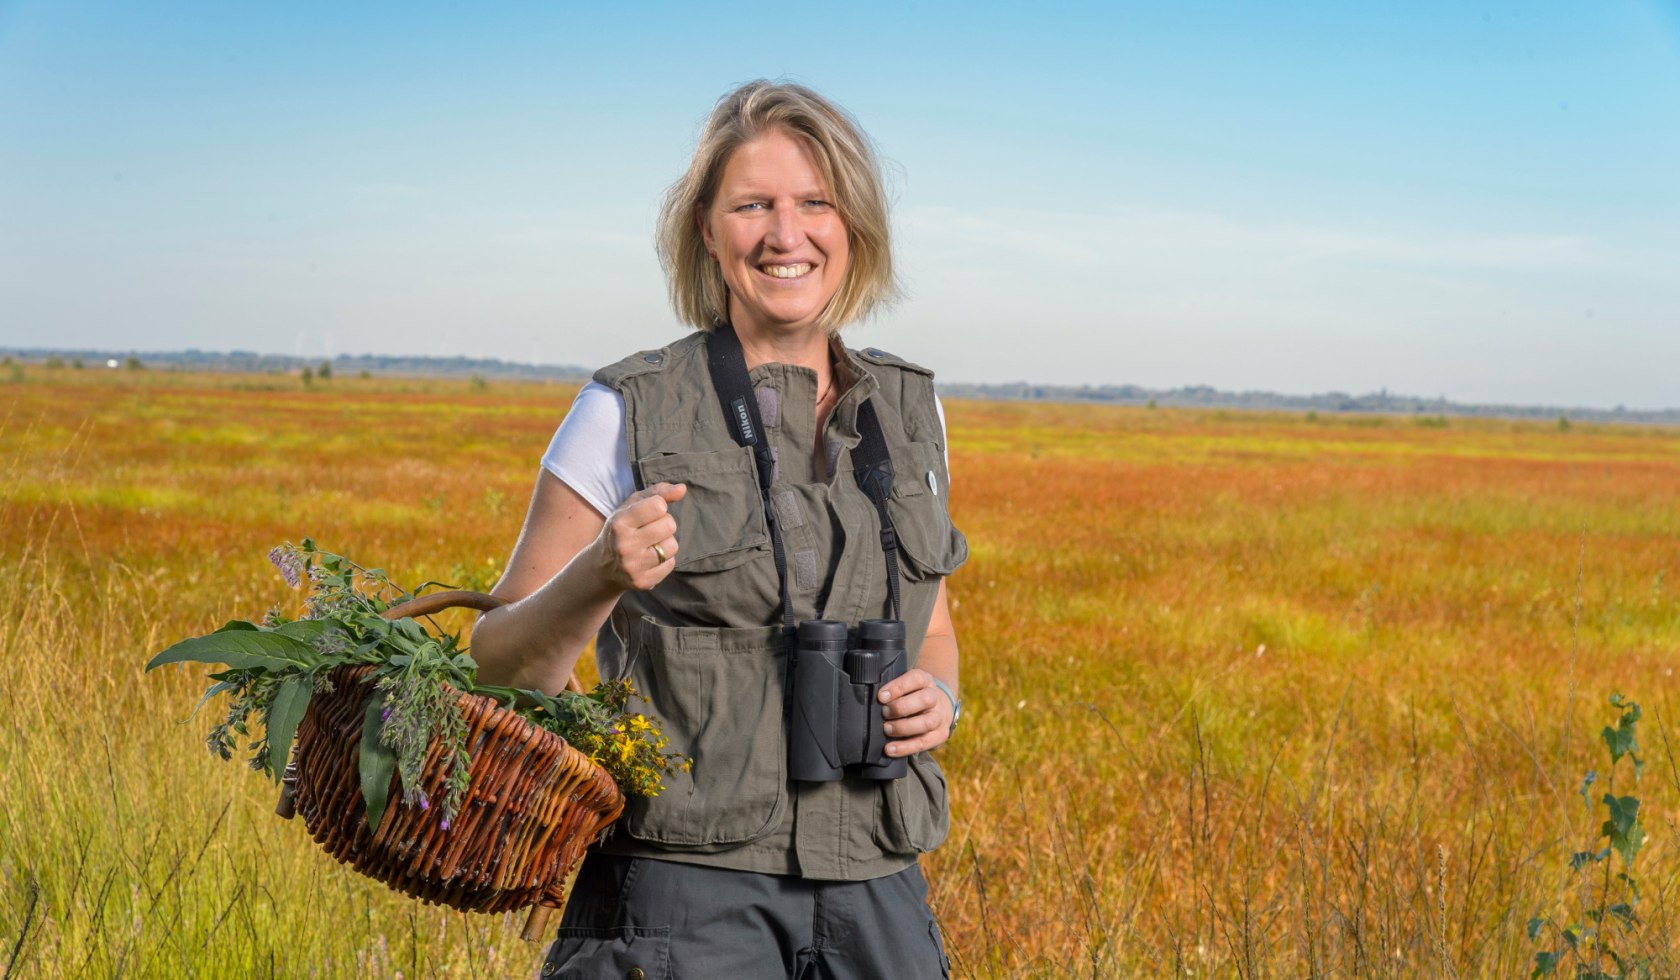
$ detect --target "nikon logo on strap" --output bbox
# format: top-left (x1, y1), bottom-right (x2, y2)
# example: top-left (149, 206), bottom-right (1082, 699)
top-left (730, 396), bottom-right (757, 444)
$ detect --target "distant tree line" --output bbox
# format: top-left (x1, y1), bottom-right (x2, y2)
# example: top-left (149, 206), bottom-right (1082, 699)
top-left (3, 345), bottom-right (1674, 425)
top-left (0, 347), bottom-right (593, 382)
top-left (930, 381), bottom-right (1680, 425)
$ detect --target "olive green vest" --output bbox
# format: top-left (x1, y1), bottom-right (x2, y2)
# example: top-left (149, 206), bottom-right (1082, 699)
top-left (590, 330), bottom-right (967, 881)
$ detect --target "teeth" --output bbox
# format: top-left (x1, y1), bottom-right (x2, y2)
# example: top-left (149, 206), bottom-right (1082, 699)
top-left (763, 263), bottom-right (812, 279)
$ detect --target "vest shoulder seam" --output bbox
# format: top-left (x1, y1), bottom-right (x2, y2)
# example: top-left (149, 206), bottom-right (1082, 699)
top-left (593, 332), bottom-right (709, 388)
top-left (851, 345), bottom-right (934, 378)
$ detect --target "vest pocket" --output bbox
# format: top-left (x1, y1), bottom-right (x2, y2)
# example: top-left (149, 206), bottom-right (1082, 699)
top-left (637, 446), bottom-right (771, 573)
top-left (885, 441), bottom-right (968, 580)
top-left (615, 617), bottom-right (789, 848)
top-left (875, 751), bottom-right (951, 854)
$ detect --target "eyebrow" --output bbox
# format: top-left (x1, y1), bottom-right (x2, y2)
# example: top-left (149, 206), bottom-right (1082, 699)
top-left (720, 185), bottom-right (831, 203)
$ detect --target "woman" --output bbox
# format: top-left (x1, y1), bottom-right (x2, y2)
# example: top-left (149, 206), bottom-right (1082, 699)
top-left (472, 80), bottom-right (967, 979)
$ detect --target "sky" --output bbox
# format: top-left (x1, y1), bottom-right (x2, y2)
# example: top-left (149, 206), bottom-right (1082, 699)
top-left (1, 1), bottom-right (1677, 409)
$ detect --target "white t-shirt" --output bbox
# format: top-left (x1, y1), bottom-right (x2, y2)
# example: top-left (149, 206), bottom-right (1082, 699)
top-left (542, 381), bottom-right (948, 517)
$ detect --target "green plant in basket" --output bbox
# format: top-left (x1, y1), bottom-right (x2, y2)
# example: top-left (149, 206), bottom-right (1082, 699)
top-left (146, 539), bottom-right (689, 833)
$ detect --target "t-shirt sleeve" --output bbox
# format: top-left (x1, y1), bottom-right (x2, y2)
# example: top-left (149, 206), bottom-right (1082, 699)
top-left (540, 381), bottom-right (635, 518)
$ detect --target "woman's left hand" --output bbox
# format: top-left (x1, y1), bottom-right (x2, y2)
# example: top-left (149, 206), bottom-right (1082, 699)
top-left (878, 668), bottom-right (955, 756)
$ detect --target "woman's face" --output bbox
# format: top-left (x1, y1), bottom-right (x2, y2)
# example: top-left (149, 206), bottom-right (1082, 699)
top-left (702, 128), bottom-right (850, 340)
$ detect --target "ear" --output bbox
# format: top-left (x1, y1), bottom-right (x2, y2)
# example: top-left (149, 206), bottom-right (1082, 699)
top-left (698, 206), bottom-right (716, 259)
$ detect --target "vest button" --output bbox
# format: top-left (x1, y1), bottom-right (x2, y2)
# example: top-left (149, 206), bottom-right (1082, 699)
top-left (865, 348), bottom-right (883, 357)
top-left (627, 969), bottom-right (645, 980)
top-left (643, 353), bottom-right (661, 364)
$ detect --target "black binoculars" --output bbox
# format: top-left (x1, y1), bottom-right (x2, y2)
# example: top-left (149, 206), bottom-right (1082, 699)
top-left (789, 619), bottom-right (908, 782)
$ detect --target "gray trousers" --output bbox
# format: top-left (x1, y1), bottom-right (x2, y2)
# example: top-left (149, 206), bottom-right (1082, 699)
top-left (539, 854), bottom-right (951, 979)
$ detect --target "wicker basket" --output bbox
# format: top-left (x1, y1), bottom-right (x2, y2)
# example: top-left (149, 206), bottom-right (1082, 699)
top-left (277, 590), bottom-right (623, 940)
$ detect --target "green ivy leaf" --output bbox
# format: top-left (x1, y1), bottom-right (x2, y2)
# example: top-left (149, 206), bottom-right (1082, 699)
top-left (146, 629), bottom-right (319, 672)
top-left (263, 677), bottom-right (312, 781)
top-left (359, 696), bottom-right (397, 834)
top-left (1530, 950), bottom-right (1558, 977)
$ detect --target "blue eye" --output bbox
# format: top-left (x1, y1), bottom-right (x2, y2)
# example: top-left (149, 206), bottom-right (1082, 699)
top-left (736, 202), bottom-right (766, 212)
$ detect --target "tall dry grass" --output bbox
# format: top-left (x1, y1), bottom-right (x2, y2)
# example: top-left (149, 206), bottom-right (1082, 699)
top-left (2, 365), bottom-right (1678, 977)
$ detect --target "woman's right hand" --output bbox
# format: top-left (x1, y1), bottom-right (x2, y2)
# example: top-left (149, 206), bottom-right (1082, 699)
top-left (593, 482), bottom-right (688, 592)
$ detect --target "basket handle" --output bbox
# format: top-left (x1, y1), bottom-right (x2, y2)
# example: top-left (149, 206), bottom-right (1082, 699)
top-left (384, 590), bottom-right (585, 695)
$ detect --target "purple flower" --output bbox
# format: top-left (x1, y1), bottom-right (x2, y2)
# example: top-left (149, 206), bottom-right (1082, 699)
top-left (419, 795), bottom-right (430, 811)
top-left (381, 706), bottom-right (393, 722)
top-left (441, 818), bottom-right (451, 831)
top-left (268, 546), bottom-right (303, 589)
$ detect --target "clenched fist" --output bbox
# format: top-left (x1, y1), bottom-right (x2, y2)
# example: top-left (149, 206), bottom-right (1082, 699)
top-left (593, 482), bottom-right (687, 593)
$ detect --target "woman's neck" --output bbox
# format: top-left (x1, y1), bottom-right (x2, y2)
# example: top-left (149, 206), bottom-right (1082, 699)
top-left (730, 304), bottom-right (831, 375)
top-left (734, 328), bottom-right (830, 376)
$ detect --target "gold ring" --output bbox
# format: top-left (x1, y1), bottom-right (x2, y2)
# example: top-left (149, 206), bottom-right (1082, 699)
top-left (652, 543), bottom-right (668, 563)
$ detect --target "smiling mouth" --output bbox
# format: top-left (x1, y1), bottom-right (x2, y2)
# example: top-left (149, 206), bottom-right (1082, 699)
top-left (761, 263), bottom-right (813, 279)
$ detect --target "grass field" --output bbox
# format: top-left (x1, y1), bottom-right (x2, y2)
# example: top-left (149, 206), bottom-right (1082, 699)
top-left (3, 363), bottom-right (1678, 977)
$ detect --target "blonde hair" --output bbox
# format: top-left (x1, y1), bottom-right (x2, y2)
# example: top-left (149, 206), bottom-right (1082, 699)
top-left (656, 80), bottom-right (899, 332)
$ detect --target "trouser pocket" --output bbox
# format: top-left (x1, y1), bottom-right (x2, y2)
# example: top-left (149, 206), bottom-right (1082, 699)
top-left (541, 925), bottom-right (671, 980)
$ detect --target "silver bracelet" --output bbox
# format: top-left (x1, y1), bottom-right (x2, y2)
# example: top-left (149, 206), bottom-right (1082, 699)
top-left (930, 676), bottom-right (962, 737)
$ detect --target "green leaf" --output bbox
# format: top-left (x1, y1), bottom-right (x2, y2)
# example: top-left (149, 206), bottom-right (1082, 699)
top-left (1531, 951), bottom-right (1558, 977)
top-left (273, 619), bottom-right (329, 643)
top-left (187, 679), bottom-right (241, 721)
top-left (392, 618), bottom-right (428, 641)
top-left (1601, 794), bottom-right (1645, 865)
top-left (523, 688), bottom-right (565, 719)
top-left (359, 696), bottom-right (397, 834)
top-left (471, 684), bottom-right (525, 709)
top-left (1526, 916), bottom-right (1546, 940)
top-left (1606, 902), bottom-right (1637, 926)
top-left (146, 629), bottom-right (319, 672)
top-left (1578, 770), bottom-right (1598, 806)
top-left (1602, 723), bottom-right (1637, 765)
top-left (263, 677), bottom-right (312, 780)
top-left (214, 620), bottom-right (261, 633)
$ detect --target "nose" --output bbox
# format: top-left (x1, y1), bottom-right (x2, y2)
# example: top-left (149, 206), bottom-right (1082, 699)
top-left (764, 204), bottom-right (803, 252)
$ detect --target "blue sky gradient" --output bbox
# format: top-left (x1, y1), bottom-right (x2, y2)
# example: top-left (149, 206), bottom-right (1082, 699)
top-left (2, 1), bottom-right (1676, 407)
